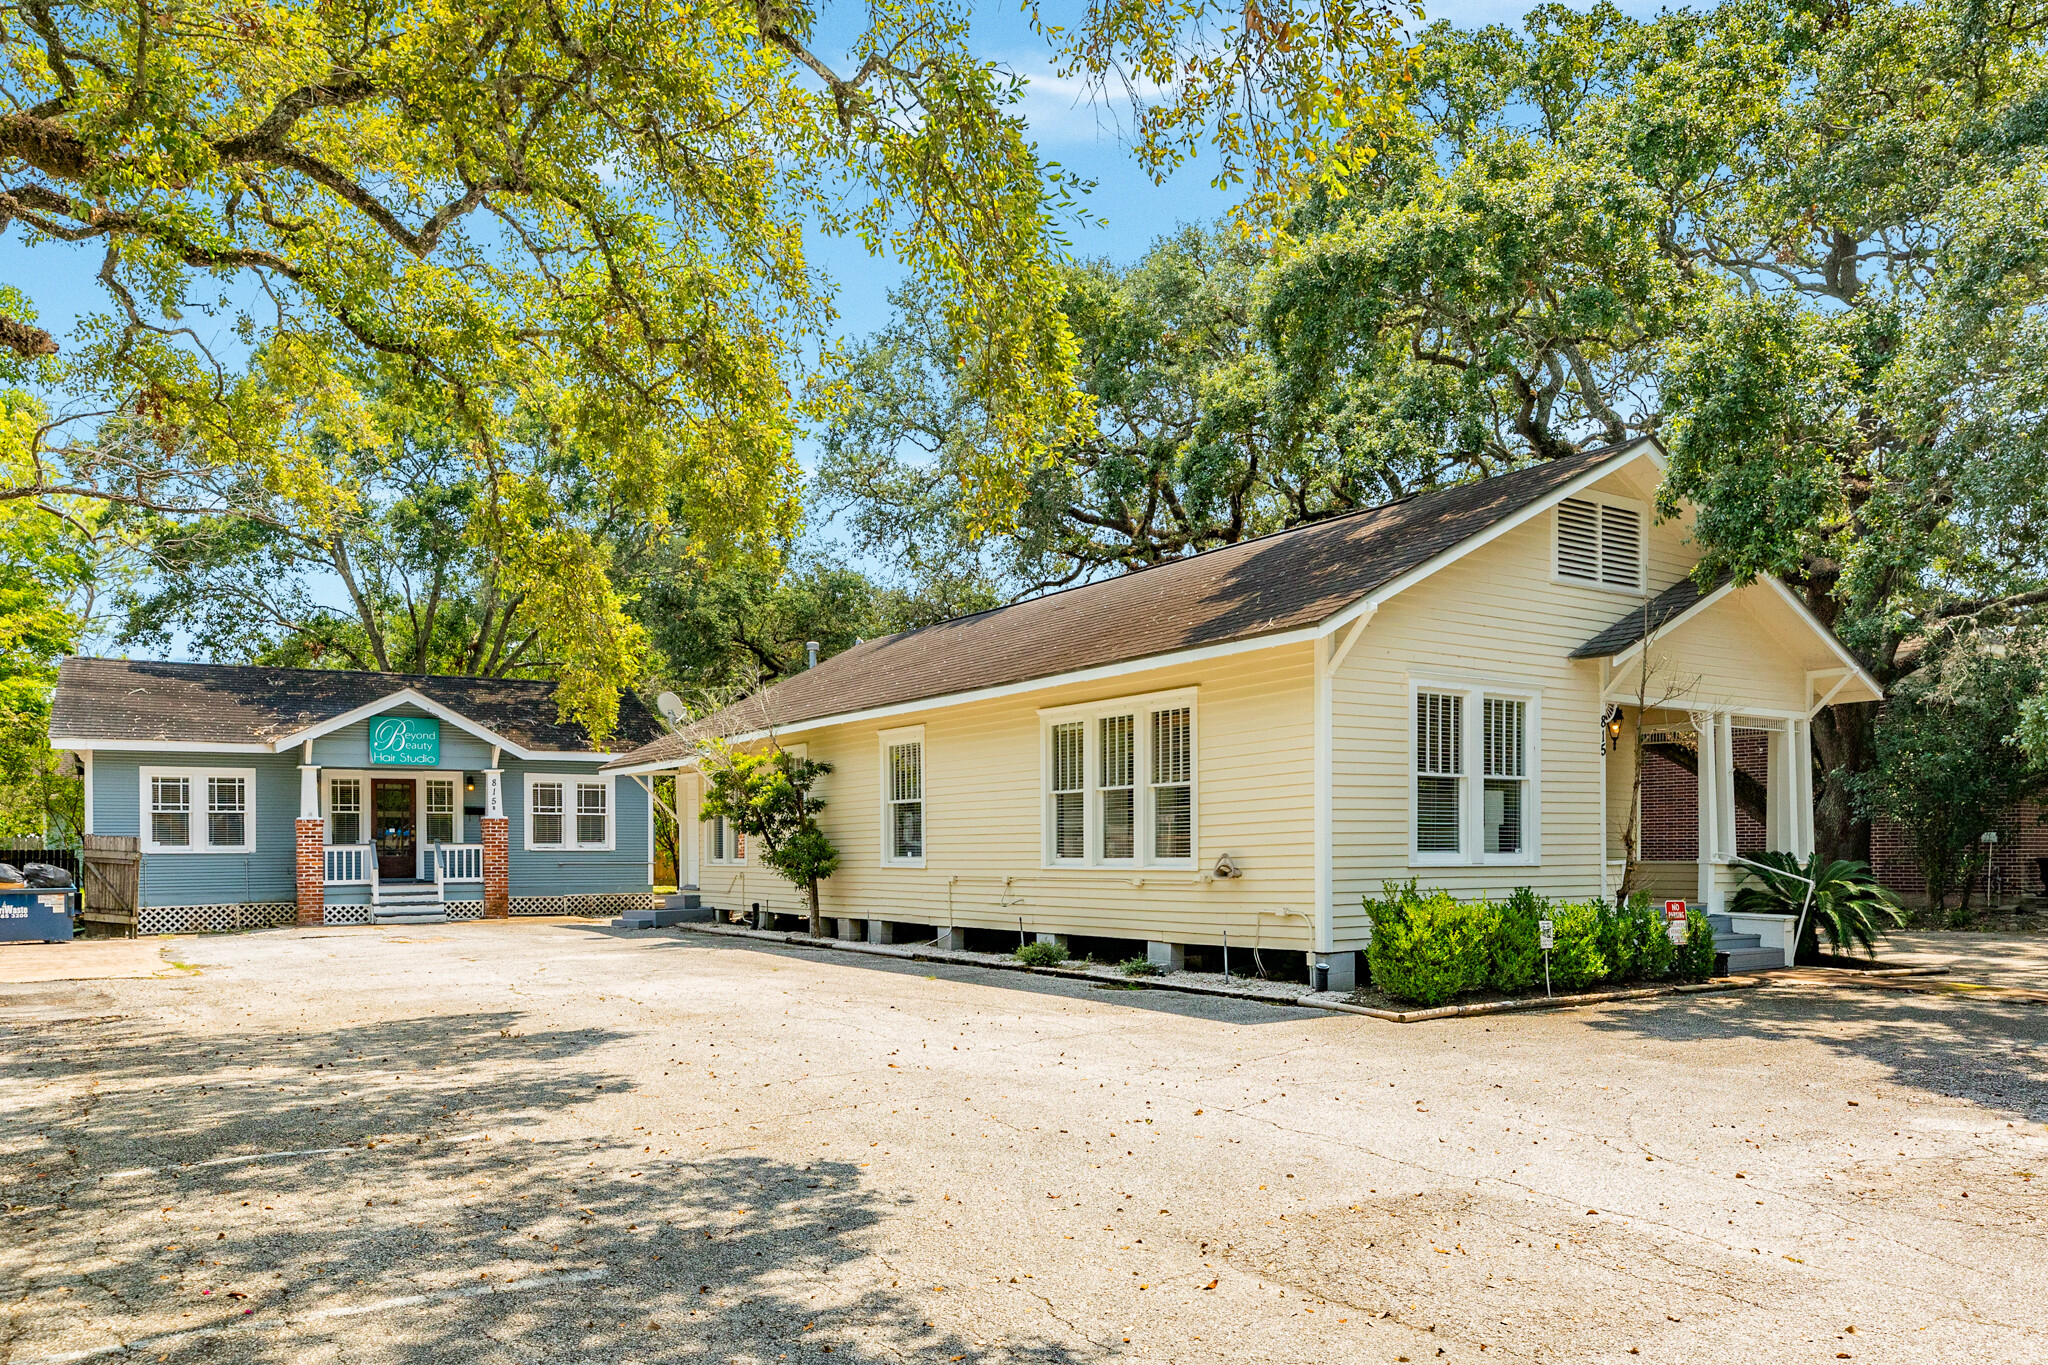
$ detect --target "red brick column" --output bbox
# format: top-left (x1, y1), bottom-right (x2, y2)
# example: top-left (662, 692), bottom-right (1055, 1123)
top-left (482, 817), bottom-right (510, 918)
top-left (295, 818), bottom-right (326, 926)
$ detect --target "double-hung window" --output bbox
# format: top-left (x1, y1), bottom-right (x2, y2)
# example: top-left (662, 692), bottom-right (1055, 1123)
top-left (880, 727), bottom-right (925, 866)
top-left (329, 778), bottom-right (363, 845)
top-left (576, 781), bottom-right (608, 846)
top-left (423, 779), bottom-right (457, 845)
top-left (1042, 690), bottom-right (1197, 868)
top-left (1554, 494), bottom-right (1645, 591)
top-left (150, 776), bottom-right (190, 849)
top-left (707, 812), bottom-right (746, 865)
top-left (525, 774), bottom-right (613, 850)
top-left (1482, 698), bottom-right (1528, 855)
top-left (1411, 682), bottom-right (1539, 864)
top-left (141, 767), bottom-right (256, 854)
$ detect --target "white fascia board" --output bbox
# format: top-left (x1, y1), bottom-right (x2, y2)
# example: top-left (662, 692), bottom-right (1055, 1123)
top-left (265, 687), bottom-right (542, 760)
top-left (48, 736), bottom-right (272, 754)
top-left (1758, 575), bottom-right (1884, 702)
top-left (1597, 578), bottom-right (1741, 672)
top-left (652, 624), bottom-right (1327, 750)
top-left (1315, 437), bottom-right (1667, 639)
top-left (604, 754), bottom-right (701, 777)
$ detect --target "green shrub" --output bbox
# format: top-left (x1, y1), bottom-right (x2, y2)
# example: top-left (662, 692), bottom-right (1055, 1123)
top-left (1488, 887), bottom-right (1544, 994)
top-left (1015, 940), bottom-right (1068, 967)
top-left (1605, 892), bottom-right (1675, 983)
top-left (1365, 882), bottom-right (1489, 1005)
top-left (1674, 909), bottom-right (1717, 982)
top-left (1544, 899), bottom-right (1611, 990)
top-left (1119, 955), bottom-right (1164, 977)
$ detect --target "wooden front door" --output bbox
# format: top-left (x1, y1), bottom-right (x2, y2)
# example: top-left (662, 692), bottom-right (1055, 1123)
top-left (372, 779), bottom-right (418, 881)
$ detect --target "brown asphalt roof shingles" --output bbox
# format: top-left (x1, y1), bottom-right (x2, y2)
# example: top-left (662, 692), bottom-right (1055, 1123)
top-left (50, 657), bottom-right (661, 753)
top-left (611, 439), bottom-right (1654, 769)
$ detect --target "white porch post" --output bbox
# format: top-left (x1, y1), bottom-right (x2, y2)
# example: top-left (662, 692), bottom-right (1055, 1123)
top-left (1764, 724), bottom-right (1790, 852)
top-left (298, 763), bottom-right (321, 821)
top-left (1693, 711), bottom-right (1720, 910)
top-left (1716, 713), bottom-right (1738, 867)
top-left (1791, 716), bottom-right (1815, 860)
top-left (682, 772), bottom-right (700, 890)
top-left (485, 768), bottom-right (504, 819)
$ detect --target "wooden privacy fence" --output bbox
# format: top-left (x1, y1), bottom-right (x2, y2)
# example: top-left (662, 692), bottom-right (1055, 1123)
top-left (81, 835), bottom-right (140, 936)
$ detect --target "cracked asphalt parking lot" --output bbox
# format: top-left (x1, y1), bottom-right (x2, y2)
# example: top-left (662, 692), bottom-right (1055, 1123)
top-left (4, 920), bottom-right (2046, 1364)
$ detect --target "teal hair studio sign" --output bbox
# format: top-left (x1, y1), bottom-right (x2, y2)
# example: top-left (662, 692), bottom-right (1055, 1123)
top-left (370, 716), bottom-right (441, 767)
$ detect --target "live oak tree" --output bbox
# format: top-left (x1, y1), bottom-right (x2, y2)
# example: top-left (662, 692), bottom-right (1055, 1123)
top-left (0, 0), bottom-right (1412, 740)
top-left (1262, 0), bottom-right (2048, 860)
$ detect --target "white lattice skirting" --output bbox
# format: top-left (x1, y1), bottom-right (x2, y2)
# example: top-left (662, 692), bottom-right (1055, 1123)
top-left (323, 904), bottom-right (372, 926)
top-left (511, 892), bottom-right (652, 917)
top-left (447, 902), bottom-right (484, 921)
top-left (138, 902), bottom-right (296, 936)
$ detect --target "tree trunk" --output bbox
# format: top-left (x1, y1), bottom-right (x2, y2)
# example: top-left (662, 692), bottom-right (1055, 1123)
top-left (1812, 701), bottom-right (1876, 864)
top-left (807, 880), bottom-right (822, 937)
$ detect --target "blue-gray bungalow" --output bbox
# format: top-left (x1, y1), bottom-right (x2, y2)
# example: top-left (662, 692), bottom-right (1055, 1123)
top-left (49, 658), bottom-right (662, 934)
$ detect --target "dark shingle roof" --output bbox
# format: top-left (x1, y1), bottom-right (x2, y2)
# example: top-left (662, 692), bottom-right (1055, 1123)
top-left (612, 439), bottom-right (1655, 769)
top-left (50, 657), bottom-right (661, 753)
top-left (1569, 572), bottom-right (1730, 660)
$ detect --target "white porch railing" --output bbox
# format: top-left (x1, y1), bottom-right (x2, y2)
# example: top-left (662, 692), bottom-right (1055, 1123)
top-left (324, 844), bottom-right (375, 886)
top-left (432, 843), bottom-right (484, 883)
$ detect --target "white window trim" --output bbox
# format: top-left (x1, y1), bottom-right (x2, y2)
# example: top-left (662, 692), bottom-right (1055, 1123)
top-left (705, 811), bottom-right (747, 866)
top-left (879, 725), bottom-right (926, 869)
top-left (1552, 491), bottom-right (1647, 594)
top-left (1037, 687), bottom-right (1199, 870)
top-left (1407, 678), bottom-right (1542, 867)
top-left (139, 766), bottom-right (257, 855)
top-left (523, 772), bottom-right (615, 851)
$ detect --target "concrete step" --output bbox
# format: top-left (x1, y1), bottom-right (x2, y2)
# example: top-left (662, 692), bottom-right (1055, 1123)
top-left (374, 907), bottom-right (448, 925)
top-left (1713, 932), bottom-right (1763, 951)
top-left (1718, 946), bottom-right (1785, 973)
top-left (614, 906), bottom-right (701, 929)
top-left (1706, 912), bottom-right (1733, 934)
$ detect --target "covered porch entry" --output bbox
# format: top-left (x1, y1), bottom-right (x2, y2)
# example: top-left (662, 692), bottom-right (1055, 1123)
top-left (1578, 573), bottom-right (1884, 967)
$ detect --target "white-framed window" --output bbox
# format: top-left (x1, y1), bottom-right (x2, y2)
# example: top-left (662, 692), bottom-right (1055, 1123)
top-left (1410, 680), bottom-right (1540, 865)
top-left (525, 773), bottom-right (615, 851)
top-left (423, 779), bottom-right (457, 845)
top-left (1482, 697), bottom-right (1528, 856)
top-left (576, 781), bottom-right (608, 846)
top-left (1040, 689), bottom-right (1198, 868)
top-left (707, 813), bottom-right (746, 865)
top-left (140, 767), bottom-right (256, 854)
top-left (328, 777), bottom-right (363, 846)
top-left (1554, 493), bottom-right (1644, 592)
top-left (880, 726), bottom-right (925, 867)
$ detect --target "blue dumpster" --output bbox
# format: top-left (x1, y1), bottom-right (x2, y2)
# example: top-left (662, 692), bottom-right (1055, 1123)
top-left (0, 889), bottom-right (74, 943)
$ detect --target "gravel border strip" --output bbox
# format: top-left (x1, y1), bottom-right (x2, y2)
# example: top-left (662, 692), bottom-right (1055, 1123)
top-left (656, 920), bottom-right (1763, 1022)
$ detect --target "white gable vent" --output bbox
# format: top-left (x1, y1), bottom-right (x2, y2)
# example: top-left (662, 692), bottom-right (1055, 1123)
top-left (1556, 495), bottom-right (1642, 591)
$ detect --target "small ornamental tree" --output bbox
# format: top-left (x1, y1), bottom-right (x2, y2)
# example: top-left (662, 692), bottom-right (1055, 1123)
top-left (699, 745), bottom-right (839, 935)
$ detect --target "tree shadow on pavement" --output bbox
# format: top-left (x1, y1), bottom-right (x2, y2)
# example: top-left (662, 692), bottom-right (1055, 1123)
top-left (1583, 983), bottom-right (2048, 1120)
top-left (2, 1009), bottom-right (1094, 1364)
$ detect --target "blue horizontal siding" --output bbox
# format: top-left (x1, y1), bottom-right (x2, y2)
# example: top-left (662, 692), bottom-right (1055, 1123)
top-left (92, 743), bottom-right (646, 907)
top-left (507, 760), bottom-right (649, 896)
top-left (310, 706), bottom-right (496, 770)
top-left (95, 751), bottom-right (299, 907)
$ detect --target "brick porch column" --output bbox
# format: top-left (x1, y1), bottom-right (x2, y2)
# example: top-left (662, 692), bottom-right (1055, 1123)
top-left (482, 766), bottom-right (509, 918)
top-left (296, 763), bottom-right (325, 925)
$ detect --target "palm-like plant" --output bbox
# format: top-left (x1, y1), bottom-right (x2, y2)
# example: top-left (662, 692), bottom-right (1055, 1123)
top-left (1732, 852), bottom-right (1906, 962)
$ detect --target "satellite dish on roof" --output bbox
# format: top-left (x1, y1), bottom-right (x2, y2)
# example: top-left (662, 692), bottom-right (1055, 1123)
top-left (656, 691), bottom-right (687, 729)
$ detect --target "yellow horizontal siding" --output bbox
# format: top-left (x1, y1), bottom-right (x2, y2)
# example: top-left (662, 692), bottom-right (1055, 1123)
top-left (693, 645), bottom-right (1320, 950)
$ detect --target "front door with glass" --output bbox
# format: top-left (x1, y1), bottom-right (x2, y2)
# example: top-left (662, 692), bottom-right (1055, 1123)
top-left (372, 779), bottom-right (417, 880)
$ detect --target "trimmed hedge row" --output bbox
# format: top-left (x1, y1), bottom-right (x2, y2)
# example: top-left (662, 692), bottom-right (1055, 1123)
top-left (1364, 883), bottom-right (1718, 1006)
